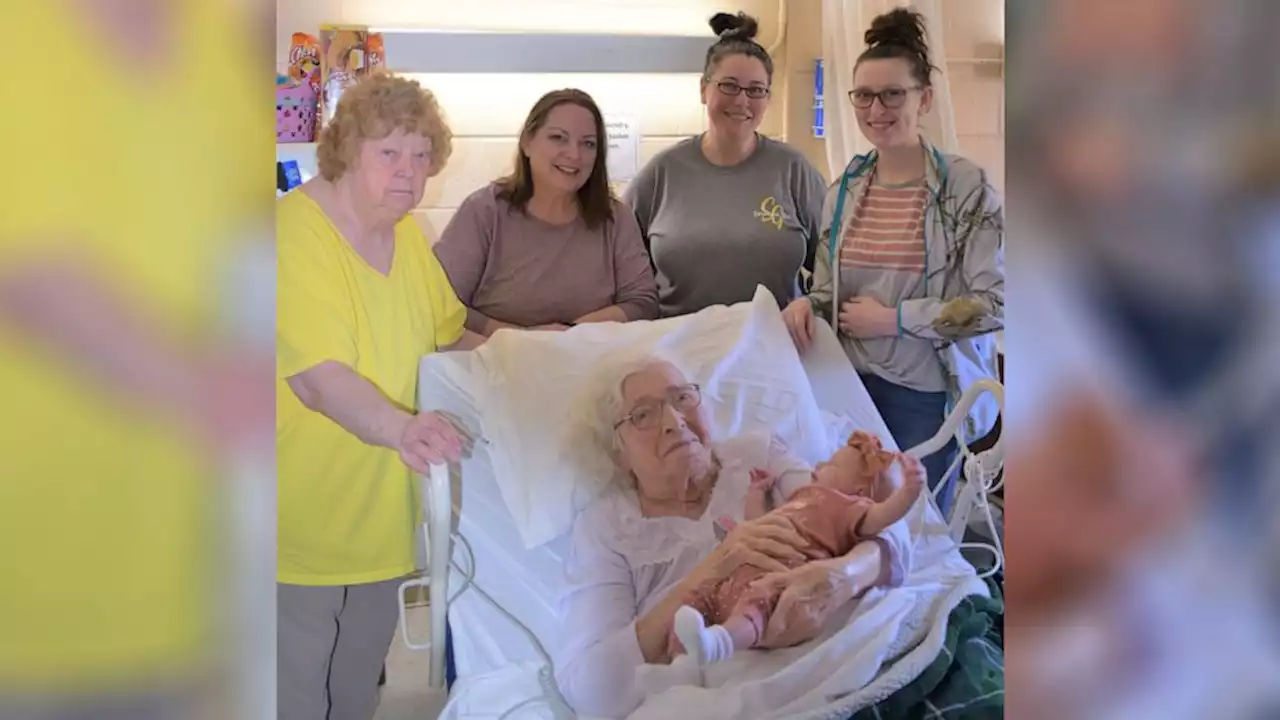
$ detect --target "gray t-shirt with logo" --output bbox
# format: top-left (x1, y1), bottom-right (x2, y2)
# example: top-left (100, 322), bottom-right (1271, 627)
top-left (624, 135), bottom-right (827, 317)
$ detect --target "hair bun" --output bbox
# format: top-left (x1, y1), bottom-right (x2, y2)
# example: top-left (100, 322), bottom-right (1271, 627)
top-left (864, 7), bottom-right (929, 57)
top-left (709, 11), bottom-right (759, 42)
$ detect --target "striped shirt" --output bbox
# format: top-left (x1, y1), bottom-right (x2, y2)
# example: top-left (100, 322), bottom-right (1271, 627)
top-left (836, 176), bottom-right (946, 392)
top-left (841, 181), bottom-right (928, 273)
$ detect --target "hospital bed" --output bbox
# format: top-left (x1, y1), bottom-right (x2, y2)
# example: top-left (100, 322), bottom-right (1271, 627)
top-left (400, 321), bottom-right (1004, 719)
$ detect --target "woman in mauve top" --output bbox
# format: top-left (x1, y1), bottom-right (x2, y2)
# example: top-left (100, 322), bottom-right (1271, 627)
top-left (434, 89), bottom-right (659, 335)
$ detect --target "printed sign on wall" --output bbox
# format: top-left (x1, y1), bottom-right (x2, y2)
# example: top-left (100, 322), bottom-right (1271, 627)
top-left (604, 115), bottom-right (641, 184)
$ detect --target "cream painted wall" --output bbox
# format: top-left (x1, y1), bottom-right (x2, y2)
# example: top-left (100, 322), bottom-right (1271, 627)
top-left (277, 0), bottom-right (1003, 235)
top-left (942, 0), bottom-right (1005, 192)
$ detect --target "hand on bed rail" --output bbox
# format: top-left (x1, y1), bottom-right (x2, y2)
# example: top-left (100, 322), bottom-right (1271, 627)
top-left (781, 298), bottom-right (817, 353)
top-left (397, 410), bottom-right (464, 474)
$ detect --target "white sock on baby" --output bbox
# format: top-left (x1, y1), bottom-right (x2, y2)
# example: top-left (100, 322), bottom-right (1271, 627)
top-left (674, 605), bottom-right (736, 666)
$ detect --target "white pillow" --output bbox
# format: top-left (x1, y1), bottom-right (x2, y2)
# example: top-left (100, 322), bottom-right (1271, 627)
top-left (471, 286), bottom-right (832, 550)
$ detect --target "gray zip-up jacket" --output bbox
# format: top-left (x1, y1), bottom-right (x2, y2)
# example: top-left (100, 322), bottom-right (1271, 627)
top-left (808, 140), bottom-right (1005, 441)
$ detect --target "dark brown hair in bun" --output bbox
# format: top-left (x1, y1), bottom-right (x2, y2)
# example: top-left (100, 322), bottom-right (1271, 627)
top-left (856, 8), bottom-right (937, 87)
top-left (704, 11), bottom-right (773, 83)
top-left (710, 11), bottom-right (758, 40)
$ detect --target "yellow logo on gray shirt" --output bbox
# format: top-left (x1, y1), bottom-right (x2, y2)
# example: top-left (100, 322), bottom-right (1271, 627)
top-left (754, 196), bottom-right (787, 230)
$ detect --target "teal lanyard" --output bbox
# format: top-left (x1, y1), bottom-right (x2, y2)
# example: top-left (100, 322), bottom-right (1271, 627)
top-left (826, 171), bottom-right (852, 269)
top-left (829, 149), bottom-right (949, 280)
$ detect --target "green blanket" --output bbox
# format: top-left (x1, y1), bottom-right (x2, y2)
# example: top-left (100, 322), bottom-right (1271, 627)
top-left (849, 581), bottom-right (1005, 720)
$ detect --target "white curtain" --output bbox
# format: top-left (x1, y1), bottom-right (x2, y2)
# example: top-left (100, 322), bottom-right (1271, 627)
top-left (821, 0), bottom-right (958, 179)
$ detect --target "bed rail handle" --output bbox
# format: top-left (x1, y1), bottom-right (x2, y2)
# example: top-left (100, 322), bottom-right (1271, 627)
top-left (426, 462), bottom-right (452, 690)
top-left (397, 572), bottom-right (434, 653)
top-left (906, 378), bottom-right (1005, 462)
top-left (396, 462), bottom-right (454, 690)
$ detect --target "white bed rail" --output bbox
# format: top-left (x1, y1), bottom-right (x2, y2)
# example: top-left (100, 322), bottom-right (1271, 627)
top-left (905, 378), bottom-right (1005, 578)
top-left (397, 462), bottom-right (454, 693)
top-left (398, 460), bottom-right (575, 718)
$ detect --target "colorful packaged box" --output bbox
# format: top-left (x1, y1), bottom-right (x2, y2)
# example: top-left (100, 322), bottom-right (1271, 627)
top-left (319, 25), bottom-right (387, 126)
top-left (288, 32), bottom-right (322, 96)
top-left (276, 81), bottom-right (318, 143)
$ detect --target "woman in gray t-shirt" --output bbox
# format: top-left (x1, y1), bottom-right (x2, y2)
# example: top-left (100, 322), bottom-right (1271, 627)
top-left (624, 12), bottom-right (826, 318)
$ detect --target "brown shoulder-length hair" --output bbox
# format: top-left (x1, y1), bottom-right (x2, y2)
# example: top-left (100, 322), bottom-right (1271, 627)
top-left (495, 89), bottom-right (614, 230)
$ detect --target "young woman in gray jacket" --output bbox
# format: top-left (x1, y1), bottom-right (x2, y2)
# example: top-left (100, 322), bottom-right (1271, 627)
top-left (781, 8), bottom-right (1004, 515)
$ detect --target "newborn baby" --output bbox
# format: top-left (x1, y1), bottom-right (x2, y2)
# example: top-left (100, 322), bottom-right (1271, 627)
top-left (670, 431), bottom-right (923, 666)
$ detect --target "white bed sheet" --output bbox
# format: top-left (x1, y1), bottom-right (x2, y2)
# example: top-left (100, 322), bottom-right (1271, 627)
top-left (418, 323), bottom-right (951, 715)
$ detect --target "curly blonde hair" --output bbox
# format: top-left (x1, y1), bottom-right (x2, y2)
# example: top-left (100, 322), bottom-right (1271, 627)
top-left (316, 72), bottom-right (453, 181)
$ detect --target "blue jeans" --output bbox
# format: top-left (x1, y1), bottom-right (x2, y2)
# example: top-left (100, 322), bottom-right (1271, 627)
top-left (859, 373), bottom-right (958, 517)
top-left (445, 618), bottom-right (457, 690)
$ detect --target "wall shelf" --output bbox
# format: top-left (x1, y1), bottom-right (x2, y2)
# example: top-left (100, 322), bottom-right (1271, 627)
top-left (377, 29), bottom-right (712, 74)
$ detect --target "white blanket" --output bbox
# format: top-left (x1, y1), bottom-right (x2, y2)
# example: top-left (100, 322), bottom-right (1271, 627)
top-left (440, 489), bottom-right (985, 720)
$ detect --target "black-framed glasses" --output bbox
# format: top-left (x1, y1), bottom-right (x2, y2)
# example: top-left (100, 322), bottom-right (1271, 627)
top-left (614, 384), bottom-right (702, 431)
top-left (714, 80), bottom-right (771, 100)
top-left (848, 86), bottom-right (920, 109)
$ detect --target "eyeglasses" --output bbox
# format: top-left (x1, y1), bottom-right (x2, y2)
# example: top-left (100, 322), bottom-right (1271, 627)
top-left (848, 86), bottom-right (920, 109)
top-left (614, 384), bottom-right (702, 431)
top-left (713, 80), bottom-right (771, 100)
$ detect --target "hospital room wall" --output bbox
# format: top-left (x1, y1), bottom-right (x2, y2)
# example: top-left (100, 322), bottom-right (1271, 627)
top-left (771, 0), bottom-right (1004, 192)
top-left (941, 0), bottom-right (1005, 193)
top-left (277, 0), bottom-right (1004, 237)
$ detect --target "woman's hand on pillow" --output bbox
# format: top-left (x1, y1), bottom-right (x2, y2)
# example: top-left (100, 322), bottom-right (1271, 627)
top-left (397, 410), bottom-right (464, 474)
top-left (752, 559), bottom-right (859, 649)
top-left (781, 298), bottom-right (816, 353)
top-left (692, 515), bottom-right (809, 585)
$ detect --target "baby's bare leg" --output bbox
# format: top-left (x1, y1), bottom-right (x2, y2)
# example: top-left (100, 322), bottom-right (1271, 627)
top-left (673, 569), bottom-right (779, 665)
top-left (720, 575), bottom-right (783, 650)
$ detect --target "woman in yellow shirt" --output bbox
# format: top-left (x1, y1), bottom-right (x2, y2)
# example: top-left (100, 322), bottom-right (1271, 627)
top-left (1, 0), bottom-right (268, 714)
top-left (277, 73), bottom-right (484, 719)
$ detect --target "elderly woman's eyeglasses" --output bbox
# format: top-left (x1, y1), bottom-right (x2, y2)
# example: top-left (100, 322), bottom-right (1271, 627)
top-left (848, 86), bottom-right (920, 109)
top-left (614, 384), bottom-right (702, 431)
top-left (714, 81), bottom-right (770, 100)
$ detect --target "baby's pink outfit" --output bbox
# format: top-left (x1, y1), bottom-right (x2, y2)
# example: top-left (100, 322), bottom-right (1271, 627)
top-left (669, 484), bottom-right (900, 656)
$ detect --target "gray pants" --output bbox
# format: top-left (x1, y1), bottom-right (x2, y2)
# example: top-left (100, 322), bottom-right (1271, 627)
top-left (0, 693), bottom-right (192, 720)
top-left (278, 579), bottom-right (401, 720)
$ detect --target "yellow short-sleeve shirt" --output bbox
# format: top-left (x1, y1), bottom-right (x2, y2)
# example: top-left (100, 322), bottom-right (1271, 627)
top-left (0, 1), bottom-right (265, 690)
top-left (277, 190), bottom-right (466, 586)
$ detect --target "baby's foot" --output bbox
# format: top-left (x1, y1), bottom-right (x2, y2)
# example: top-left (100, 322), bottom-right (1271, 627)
top-left (673, 605), bottom-right (736, 666)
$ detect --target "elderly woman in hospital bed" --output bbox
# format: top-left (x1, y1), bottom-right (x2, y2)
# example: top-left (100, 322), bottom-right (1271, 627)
top-left (554, 354), bottom-right (912, 718)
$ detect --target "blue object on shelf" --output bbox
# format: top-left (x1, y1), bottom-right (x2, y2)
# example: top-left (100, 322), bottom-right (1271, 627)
top-left (814, 59), bottom-right (825, 138)
top-left (281, 159), bottom-right (303, 192)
